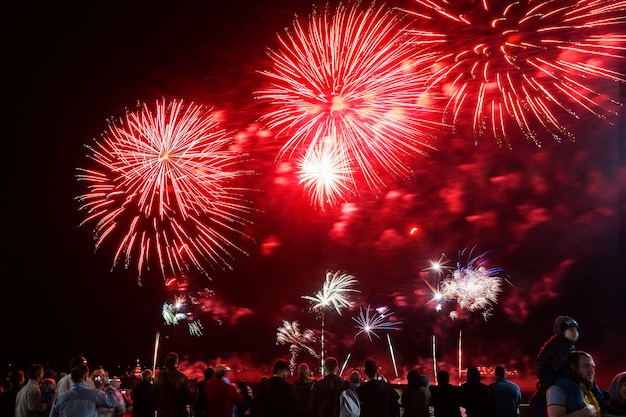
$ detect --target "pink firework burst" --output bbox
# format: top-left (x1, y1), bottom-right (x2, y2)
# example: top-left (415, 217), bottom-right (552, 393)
top-left (258, 2), bottom-right (444, 196)
top-left (76, 99), bottom-right (254, 283)
top-left (403, 0), bottom-right (626, 146)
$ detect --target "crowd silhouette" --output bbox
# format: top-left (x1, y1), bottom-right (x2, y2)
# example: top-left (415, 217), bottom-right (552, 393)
top-left (2, 320), bottom-right (625, 417)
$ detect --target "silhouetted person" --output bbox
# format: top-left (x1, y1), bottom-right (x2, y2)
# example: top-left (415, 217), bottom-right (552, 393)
top-left (429, 370), bottom-right (462, 417)
top-left (401, 370), bottom-right (430, 417)
top-left (355, 358), bottom-right (400, 417)
top-left (191, 367), bottom-right (213, 417)
top-left (152, 352), bottom-right (192, 417)
top-left (0, 370), bottom-right (25, 417)
top-left (233, 381), bottom-right (252, 417)
top-left (203, 365), bottom-right (241, 417)
top-left (606, 371), bottom-right (626, 415)
top-left (310, 357), bottom-right (350, 417)
top-left (292, 363), bottom-right (313, 417)
top-left (489, 365), bottom-right (521, 417)
top-left (131, 370), bottom-right (153, 417)
top-left (459, 367), bottom-right (493, 417)
top-left (250, 359), bottom-right (297, 417)
top-left (348, 372), bottom-right (360, 391)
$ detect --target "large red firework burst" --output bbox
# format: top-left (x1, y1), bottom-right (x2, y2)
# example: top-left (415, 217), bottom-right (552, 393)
top-left (258, 2), bottom-right (444, 206)
top-left (402, 0), bottom-right (626, 146)
top-left (76, 99), bottom-right (254, 283)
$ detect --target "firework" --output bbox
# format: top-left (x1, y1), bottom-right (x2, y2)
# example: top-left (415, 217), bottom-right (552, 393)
top-left (387, 333), bottom-right (399, 378)
top-left (153, 331), bottom-right (160, 374)
top-left (339, 353), bottom-right (351, 377)
top-left (189, 320), bottom-right (204, 337)
top-left (258, 2), bottom-right (443, 194)
top-left (303, 270), bottom-right (359, 371)
top-left (352, 305), bottom-right (402, 341)
top-left (76, 99), bottom-right (255, 283)
top-left (302, 270), bottom-right (360, 314)
top-left (403, 0), bottom-right (626, 145)
top-left (276, 320), bottom-right (319, 371)
top-left (161, 303), bottom-right (185, 325)
top-left (422, 253), bottom-right (452, 311)
top-left (297, 139), bottom-right (356, 211)
top-left (438, 246), bottom-right (504, 319)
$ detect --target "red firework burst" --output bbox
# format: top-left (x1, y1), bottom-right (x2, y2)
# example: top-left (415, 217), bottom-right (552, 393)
top-left (76, 99), bottom-right (254, 283)
top-left (258, 2), bottom-right (444, 199)
top-left (402, 0), bottom-right (626, 146)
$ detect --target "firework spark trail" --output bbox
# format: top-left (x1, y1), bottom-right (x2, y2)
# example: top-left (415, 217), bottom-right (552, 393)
top-left (189, 320), bottom-right (203, 337)
top-left (258, 2), bottom-right (444, 196)
top-left (276, 320), bottom-right (319, 371)
top-left (402, 0), bottom-right (626, 146)
top-left (352, 305), bottom-right (402, 341)
top-left (297, 138), bottom-right (356, 211)
top-left (76, 99), bottom-right (255, 283)
top-left (438, 246), bottom-right (504, 319)
top-left (302, 270), bottom-right (359, 371)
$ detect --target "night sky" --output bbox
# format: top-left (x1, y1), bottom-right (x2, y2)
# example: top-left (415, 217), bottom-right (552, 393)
top-left (4, 0), bottom-right (625, 392)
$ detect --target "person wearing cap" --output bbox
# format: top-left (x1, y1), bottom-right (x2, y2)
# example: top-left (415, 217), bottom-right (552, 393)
top-left (531, 316), bottom-right (582, 417)
top-left (203, 365), bottom-right (241, 417)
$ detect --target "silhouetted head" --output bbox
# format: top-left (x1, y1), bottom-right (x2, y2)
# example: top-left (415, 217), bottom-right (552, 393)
top-left (215, 365), bottom-right (229, 379)
top-left (364, 358), bottom-right (377, 379)
top-left (141, 369), bottom-right (153, 382)
top-left (350, 371), bottom-right (360, 384)
top-left (298, 363), bottom-right (310, 379)
top-left (437, 370), bottom-right (450, 385)
top-left (407, 369), bottom-right (421, 389)
top-left (164, 352), bottom-right (179, 370)
top-left (466, 367), bottom-right (481, 383)
top-left (273, 360), bottom-right (290, 376)
top-left (69, 355), bottom-right (87, 370)
top-left (27, 364), bottom-right (44, 381)
top-left (71, 364), bottom-right (89, 384)
top-left (7, 370), bottom-right (24, 386)
top-left (324, 357), bottom-right (339, 375)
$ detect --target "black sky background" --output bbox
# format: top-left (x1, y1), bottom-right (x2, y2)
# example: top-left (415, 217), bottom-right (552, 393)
top-left (3, 0), bottom-right (625, 390)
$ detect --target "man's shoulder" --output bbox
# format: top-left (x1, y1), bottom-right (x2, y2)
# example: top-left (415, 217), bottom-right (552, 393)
top-left (357, 380), bottom-right (383, 392)
top-left (546, 384), bottom-right (568, 406)
top-left (174, 370), bottom-right (188, 380)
